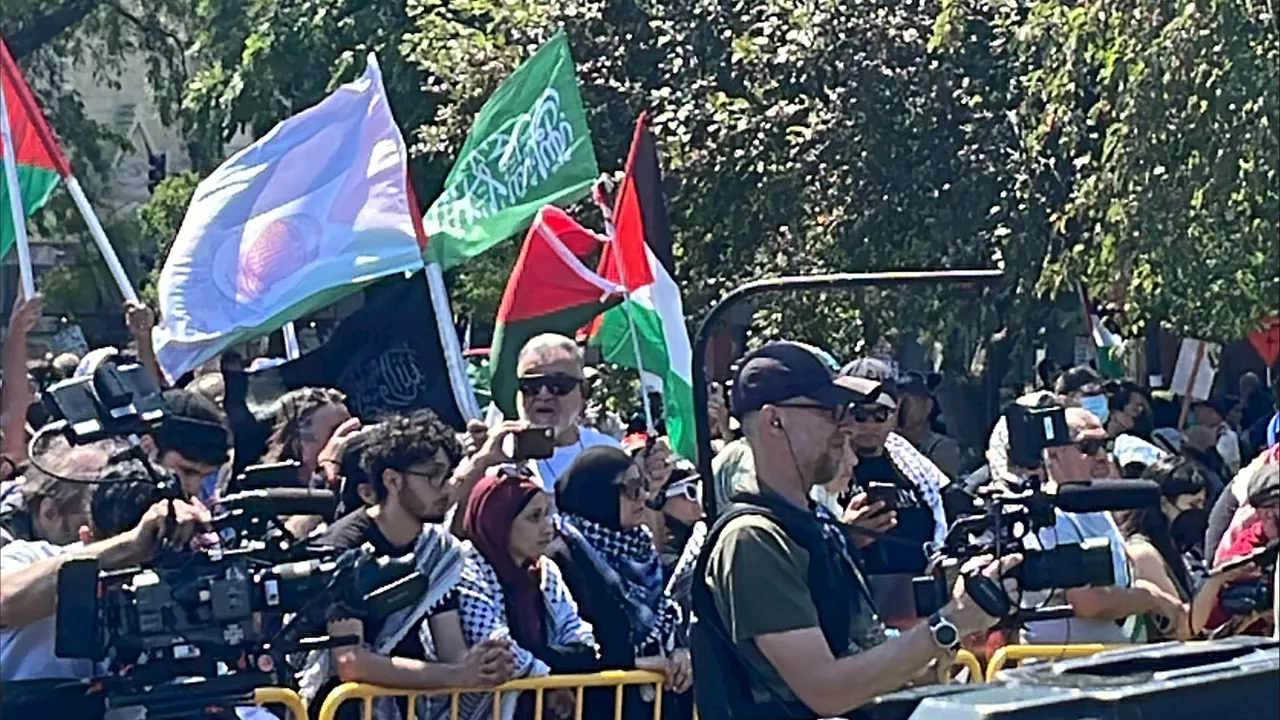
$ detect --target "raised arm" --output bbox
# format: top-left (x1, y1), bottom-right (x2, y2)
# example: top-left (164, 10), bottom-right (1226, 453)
top-left (2, 292), bottom-right (41, 465)
top-left (124, 300), bottom-right (167, 388)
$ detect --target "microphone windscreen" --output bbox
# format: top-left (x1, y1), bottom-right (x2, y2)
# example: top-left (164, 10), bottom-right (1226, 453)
top-left (1052, 479), bottom-right (1161, 514)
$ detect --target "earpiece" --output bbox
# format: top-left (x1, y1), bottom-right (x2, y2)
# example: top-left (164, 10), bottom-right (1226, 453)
top-left (771, 418), bottom-right (783, 428)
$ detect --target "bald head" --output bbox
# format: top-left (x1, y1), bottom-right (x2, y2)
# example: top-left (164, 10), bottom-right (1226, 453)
top-left (1066, 406), bottom-right (1105, 441)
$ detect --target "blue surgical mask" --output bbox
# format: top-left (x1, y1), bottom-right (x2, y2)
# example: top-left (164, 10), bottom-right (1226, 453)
top-left (1080, 394), bottom-right (1110, 424)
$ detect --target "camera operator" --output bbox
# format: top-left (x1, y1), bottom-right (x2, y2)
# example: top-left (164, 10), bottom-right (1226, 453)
top-left (304, 410), bottom-right (513, 717)
top-left (693, 343), bottom-right (1019, 719)
top-left (1018, 406), bottom-right (1186, 645)
top-left (0, 463), bottom-right (210, 683)
top-left (146, 389), bottom-right (232, 503)
top-left (0, 437), bottom-right (113, 549)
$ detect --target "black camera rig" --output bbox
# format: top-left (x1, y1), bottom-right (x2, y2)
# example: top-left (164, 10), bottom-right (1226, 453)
top-left (913, 475), bottom-right (1159, 622)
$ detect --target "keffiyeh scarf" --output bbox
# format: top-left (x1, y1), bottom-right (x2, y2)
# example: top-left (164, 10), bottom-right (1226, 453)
top-left (298, 524), bottom-right (465, 720)
top-left (558, 514), bottom-right (681, 655)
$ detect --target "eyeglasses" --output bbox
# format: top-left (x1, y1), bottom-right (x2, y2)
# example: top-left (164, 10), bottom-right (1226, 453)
top-left (518, 374), bottom-right (583, 397)
top-left (616, 474), bottom-right (651, 502)
top-left (775, 402), bottom-right (852, 424)
top-left (1074, 438), bottom-right (1108, 459)
top-left (402, 468), bottom-right (451, 489)
top-left (851, 405), bottom-right (894, 423)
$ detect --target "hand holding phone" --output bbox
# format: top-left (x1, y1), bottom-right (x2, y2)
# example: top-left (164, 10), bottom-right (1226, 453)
top-left (512, 427), bottom-right (556, 462)
top-left (864, 482), bottom-right (901, 512)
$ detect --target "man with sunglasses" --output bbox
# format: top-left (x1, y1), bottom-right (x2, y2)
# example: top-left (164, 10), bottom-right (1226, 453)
top-left (838, 358), bottom-right (949, 628)
top-left (513, 334), bottom-right (622, 488)
top-left (693, 342), bottom-right (1019, 720)
top-left (1019, 406), bottom-right (1186, 645)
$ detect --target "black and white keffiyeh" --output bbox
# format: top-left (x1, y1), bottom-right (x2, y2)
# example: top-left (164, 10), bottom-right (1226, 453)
top-left (558, 514), bottom-right (681, 655)
top-left (298, 524), bottom-right (465, 720)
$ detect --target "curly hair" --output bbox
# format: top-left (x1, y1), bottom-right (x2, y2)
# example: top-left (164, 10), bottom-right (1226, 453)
top-left (263, 387), bottom-right (348, 464)
top-left (360, 409), bottom-right (463, 502)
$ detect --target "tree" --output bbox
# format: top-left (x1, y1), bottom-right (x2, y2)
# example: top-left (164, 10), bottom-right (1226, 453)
top-left (933, 0), bottom-right (1280, 342)
top-left (3, 0), bottom-right (191, 336)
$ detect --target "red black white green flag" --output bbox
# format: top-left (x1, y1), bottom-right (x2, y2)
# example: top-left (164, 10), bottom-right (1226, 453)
top-left (490, 206), bottom-right (622, 417)
top-left (1, 39), bottom-right (73, 258)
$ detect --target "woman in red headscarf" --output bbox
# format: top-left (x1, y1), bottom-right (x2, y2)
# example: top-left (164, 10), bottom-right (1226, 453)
top-left (454, 468), bottom-right (600, 720)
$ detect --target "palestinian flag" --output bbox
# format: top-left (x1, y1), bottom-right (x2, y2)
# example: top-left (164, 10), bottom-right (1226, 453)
top-left (590, 115), bottom-right (697, 460)
top-left (1078, 283), bottom-right (1126, 379)
top-left (1, 39), bottom-right (72, 258)
top-left (490, 206), bottom-right (621, 417)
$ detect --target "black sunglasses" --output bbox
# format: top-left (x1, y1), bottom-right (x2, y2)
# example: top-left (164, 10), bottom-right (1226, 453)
top-left (518, 374), bottom-right (583, 397)
top-left (851, 405), bottom-right (894, 423)
top-left (775, 402), bottom-right (851, 424)
top-left (616, 474), bottom-right (651, 502)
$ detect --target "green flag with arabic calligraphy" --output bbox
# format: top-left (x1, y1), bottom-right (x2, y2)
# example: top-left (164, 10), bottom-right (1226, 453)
top-left (424, 32), bottom-right (598, 270)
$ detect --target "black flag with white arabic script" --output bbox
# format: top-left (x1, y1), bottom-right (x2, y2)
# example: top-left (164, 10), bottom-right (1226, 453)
top-left (246, 272), bottom-right (466, 428)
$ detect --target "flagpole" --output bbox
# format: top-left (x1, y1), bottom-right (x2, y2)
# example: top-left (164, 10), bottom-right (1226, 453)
top-left (424, 263), bottom-right (481, 421)
top-left (0, 82), bottom-right (36, 298)
top-left (62, 176), bottom-right (138, 303)
top-left (281, 321), bottom-right (301, 359)
top-left (593, 178), bottom-right (655, 435)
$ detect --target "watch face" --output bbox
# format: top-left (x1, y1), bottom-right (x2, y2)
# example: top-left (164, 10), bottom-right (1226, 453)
top-left (935, 624), bottom-right (958, 647)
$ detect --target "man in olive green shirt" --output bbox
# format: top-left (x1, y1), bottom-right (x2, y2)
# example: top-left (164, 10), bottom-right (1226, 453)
top-left (696, 342), bottom-right (1019, 719)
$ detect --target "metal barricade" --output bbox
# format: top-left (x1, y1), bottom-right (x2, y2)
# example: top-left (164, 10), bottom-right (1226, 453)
top-left (253, 687), bottom-right (310, 720)
top-left (952, 650), bottom-right (983, 683)
top-left (317, 670), bottom-right (666, 720)
top-left (984, 644), bottom-right (1120, 682)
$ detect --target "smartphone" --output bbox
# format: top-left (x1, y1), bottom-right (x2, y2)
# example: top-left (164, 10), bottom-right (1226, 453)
top-left (513, 427), bottom-right (556, 462)
top-left (1211, 540), bottom-right (1279, 576)
top-left (864, 482), bottom-right (901, 511)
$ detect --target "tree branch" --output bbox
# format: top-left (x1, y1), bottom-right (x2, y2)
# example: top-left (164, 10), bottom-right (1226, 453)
top-left (4, 0), bottom-right (103, 59)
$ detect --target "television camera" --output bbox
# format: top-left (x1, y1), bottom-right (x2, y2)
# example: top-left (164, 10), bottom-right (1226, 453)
top-left (28, 357), bottom-right (426, 718)
top-left (913, 405), bottom-right (1161, 621)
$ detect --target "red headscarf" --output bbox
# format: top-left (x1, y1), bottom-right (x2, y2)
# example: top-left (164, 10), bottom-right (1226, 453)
top-left (462, 469), bottom-right (547, 649)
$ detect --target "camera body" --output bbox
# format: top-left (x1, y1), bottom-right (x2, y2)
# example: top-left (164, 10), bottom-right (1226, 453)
top-left (43, 361), bottom-right (166, 442)
top-left (912, 483), bottom-right (1117, 618)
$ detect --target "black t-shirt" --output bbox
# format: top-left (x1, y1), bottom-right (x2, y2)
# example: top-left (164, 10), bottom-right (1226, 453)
top-left (310, 508), bottom-right (459, 719)
top-left (318, 507), bottom-right (460, 643)
top-left (846, 453), bottom-right (933, 577)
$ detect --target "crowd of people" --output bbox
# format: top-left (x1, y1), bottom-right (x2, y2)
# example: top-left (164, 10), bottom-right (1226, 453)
top-left (0, 289), bottom-right (1277, 720)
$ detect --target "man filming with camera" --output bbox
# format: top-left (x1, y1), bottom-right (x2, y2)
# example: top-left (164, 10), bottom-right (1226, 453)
top-left (1017, 405), bottom-right (1186, 644)
top-left (693, 342), bottom-right (1020, 720)
top-left (0, 463), bottom-right (210, 712)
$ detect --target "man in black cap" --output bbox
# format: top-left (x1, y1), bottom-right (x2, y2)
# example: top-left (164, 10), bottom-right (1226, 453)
top-left (896, 371), bottom-right (964, 480)
top-left (692, 342), bottom-right (1018, 720)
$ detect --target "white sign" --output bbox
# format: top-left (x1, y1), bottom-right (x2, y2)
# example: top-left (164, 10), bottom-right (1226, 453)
top-left (1170, 338), bottom-right (1221, 401)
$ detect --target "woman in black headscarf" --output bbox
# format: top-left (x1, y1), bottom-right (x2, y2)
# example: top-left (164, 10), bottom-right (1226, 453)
top-left (549, 445), bottom-right (692, 706)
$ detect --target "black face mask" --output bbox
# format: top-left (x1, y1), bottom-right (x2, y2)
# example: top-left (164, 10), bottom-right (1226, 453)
top-left (1169, 507), bottom-right (1209, 552)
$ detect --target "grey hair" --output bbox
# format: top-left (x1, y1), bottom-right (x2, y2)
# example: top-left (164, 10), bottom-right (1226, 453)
top-left (517, 333), bottom-right (583, 370)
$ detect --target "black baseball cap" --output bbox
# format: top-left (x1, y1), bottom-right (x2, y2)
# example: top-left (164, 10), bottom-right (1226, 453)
top-left (730, 342), bottom-right (882, 417)
top-left (838, 358), bottom-right (899, 409)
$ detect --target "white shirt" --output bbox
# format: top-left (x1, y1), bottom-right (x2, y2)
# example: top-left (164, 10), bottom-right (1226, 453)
top-left (1020, 509), bottom-right (1133, 645)
top-left (0, 539), bottom-right (100, 682)
top-left (529, 426), bottom-right (622, 490)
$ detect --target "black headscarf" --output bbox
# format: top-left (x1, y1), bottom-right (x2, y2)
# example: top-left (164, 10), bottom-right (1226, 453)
top-left (556, 446), bottom-right (633, 530)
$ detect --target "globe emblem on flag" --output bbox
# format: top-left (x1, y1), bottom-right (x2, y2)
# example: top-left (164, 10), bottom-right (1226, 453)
top-left (232, 214), bottom-right (322, 304)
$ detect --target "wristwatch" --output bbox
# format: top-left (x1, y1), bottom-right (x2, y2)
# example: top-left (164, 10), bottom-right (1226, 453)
top-left (927, 611), bottom-right (960, 654)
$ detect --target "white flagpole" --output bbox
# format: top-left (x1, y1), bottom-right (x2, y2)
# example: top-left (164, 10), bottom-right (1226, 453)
top-left (0, 84), bottom-right (36, 298)
top-left (281, 321), bottom-right (301, 359)
top-left (593, 177), bottom-right (655, 434)
top-left (424, 263), bottom-right (481, 421)
top-left (63, 176), bottom-right (138, 303)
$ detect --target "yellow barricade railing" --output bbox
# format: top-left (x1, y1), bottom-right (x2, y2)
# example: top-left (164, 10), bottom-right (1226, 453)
top-left (984, 644), bottom-right (1120, 682)
top-left (953, 650), bottom-right (983, 683)
top-left (253, 687), bottom-right (310, 720)
top-left (318, 670), bottom-right (666, 720)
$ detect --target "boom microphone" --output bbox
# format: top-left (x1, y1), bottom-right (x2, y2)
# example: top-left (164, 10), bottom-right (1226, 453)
top-left (1051, 479), bottom-right (1161, 514)
top-left (220, 488), bottom-right (337, 519)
